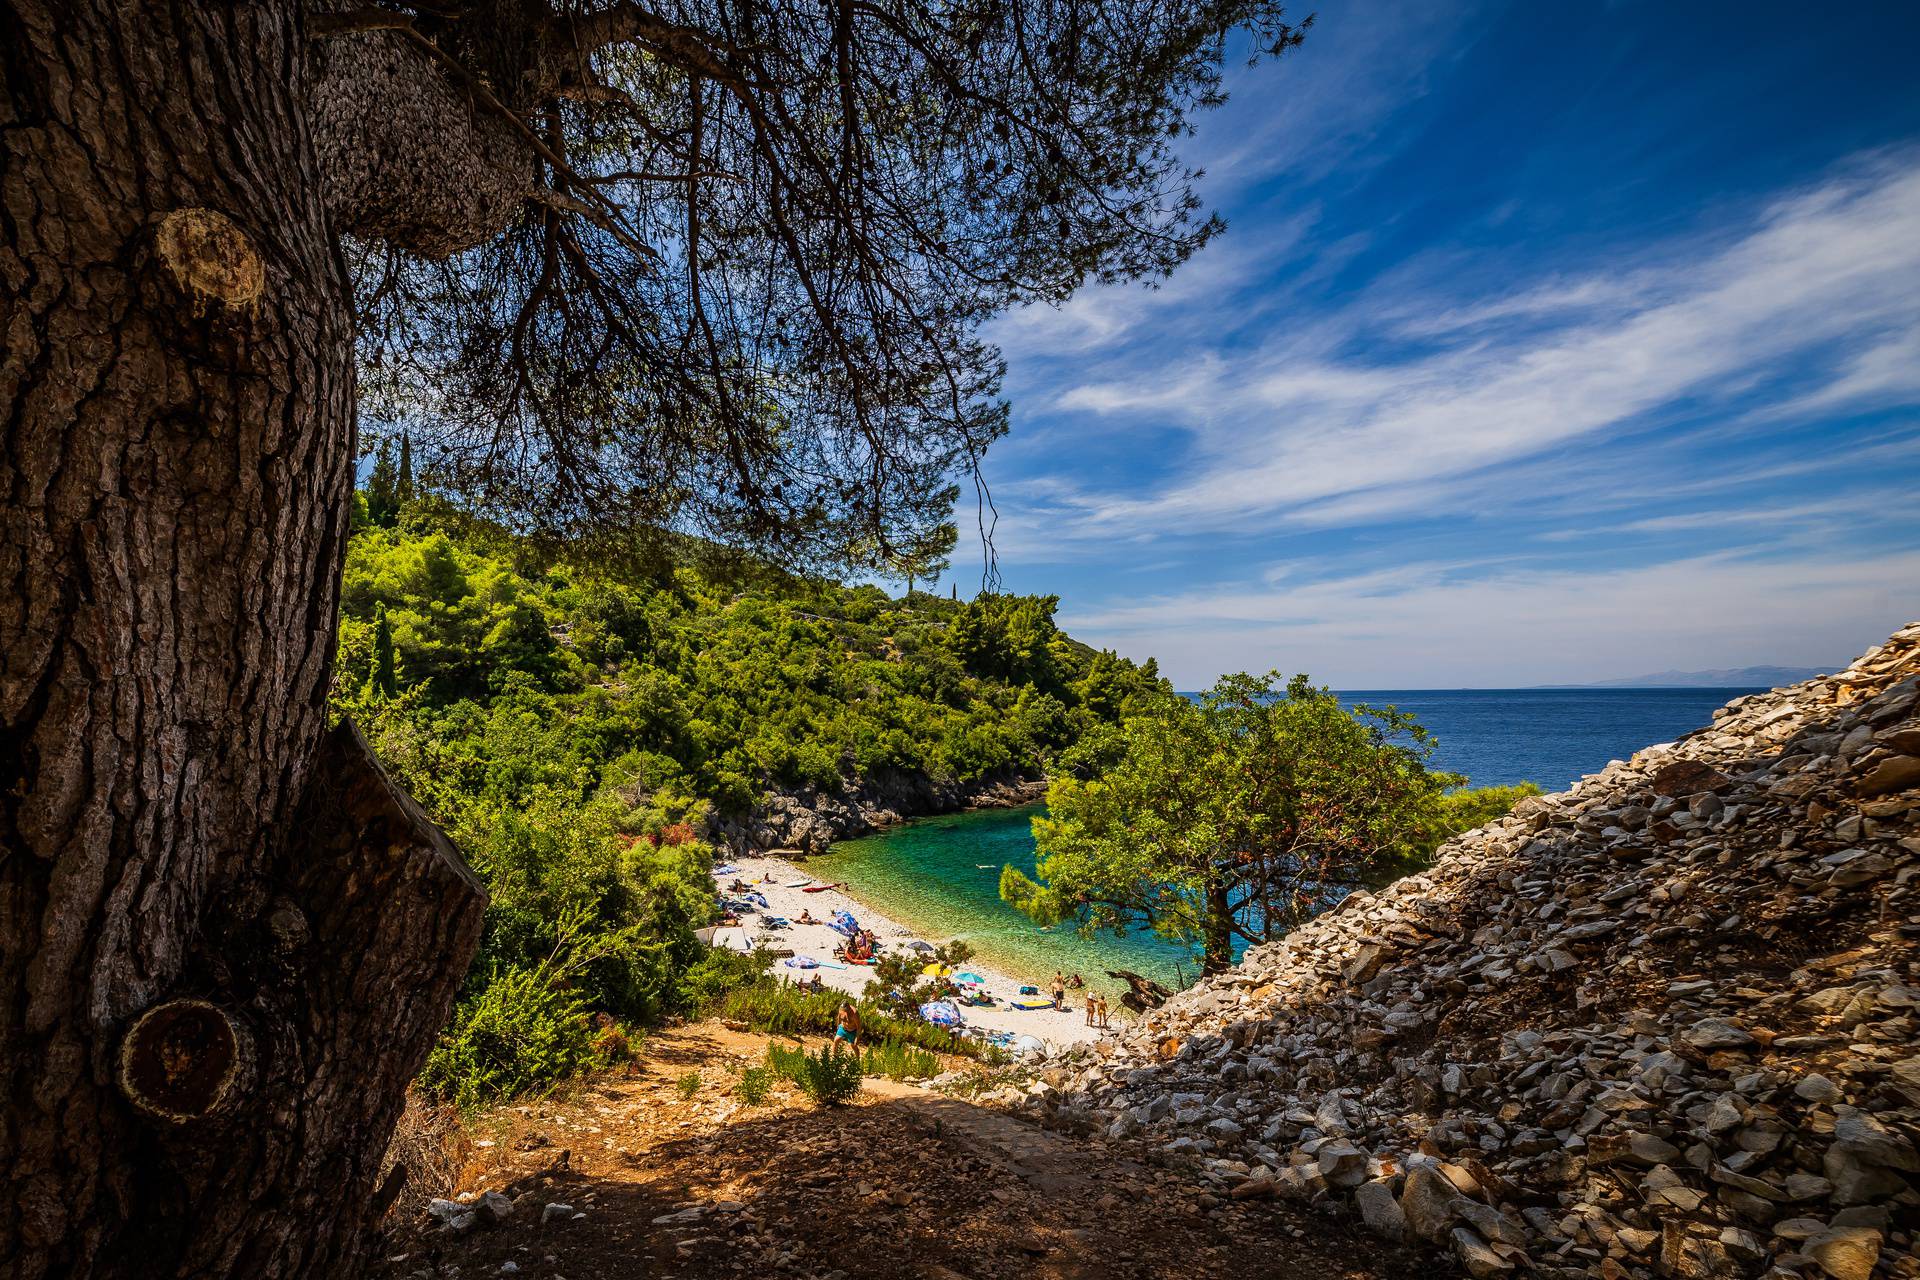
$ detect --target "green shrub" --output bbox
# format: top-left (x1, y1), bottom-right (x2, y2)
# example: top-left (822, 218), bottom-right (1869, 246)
top-left (591, 1016), bottom-right (638, 1065)
top-left (737, 1066), bottom-right (773, 1106)
top-left (675, 946), bottom-right (770, 1011)
top-left (418, 966), bottom-right (594, 1108)
top-left (676, 1070), bottom-right (702, 1100)
top-left (770, 1043), bottom-right (862, 1106)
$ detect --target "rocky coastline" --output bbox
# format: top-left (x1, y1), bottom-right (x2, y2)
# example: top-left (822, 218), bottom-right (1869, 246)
top-left (1030, 623), bottom-right (1920, 1280)
top-left (711, 766), bottom-right (1048, 856)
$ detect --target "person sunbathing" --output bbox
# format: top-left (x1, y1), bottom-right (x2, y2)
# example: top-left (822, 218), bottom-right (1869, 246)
top-left (797, 909), bottom-right (816, 924)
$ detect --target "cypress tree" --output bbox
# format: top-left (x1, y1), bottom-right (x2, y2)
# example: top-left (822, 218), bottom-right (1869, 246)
top-left (366, 439), bottom-right (399, 528)
top-left (369, 603), bottom-right (398, 699)
top-left (397, 431), bottom-right (415, 505)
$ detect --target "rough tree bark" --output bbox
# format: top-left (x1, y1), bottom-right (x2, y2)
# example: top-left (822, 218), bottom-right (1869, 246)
top-left (1, 4), bottom-right (488, 1277)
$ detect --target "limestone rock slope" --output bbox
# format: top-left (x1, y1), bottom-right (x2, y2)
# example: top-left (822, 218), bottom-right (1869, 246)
top-left (1052, 624), bottom-right (1920, 1280)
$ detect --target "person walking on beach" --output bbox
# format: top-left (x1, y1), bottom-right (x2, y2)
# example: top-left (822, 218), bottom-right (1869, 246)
top-left (1050, 971), bottom-right (1066, 1010)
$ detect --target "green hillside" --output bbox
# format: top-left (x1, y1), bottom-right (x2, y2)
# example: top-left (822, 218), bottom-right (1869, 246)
top-left (330, 493), bottom-right (1164, 1103)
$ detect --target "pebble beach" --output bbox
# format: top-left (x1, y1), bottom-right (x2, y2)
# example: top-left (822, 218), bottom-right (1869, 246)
top-left (713, 852), bottom-right (1103, 1047)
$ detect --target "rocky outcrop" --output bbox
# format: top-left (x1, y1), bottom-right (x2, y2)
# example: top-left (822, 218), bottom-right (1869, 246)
top-left (1040, 623), bottom-right (1920, 1280)
top-left (712, 768), bottom-right (1047, 855)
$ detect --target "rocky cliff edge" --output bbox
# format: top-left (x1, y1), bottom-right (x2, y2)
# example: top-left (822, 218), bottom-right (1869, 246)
top-left (1042, 623), bottom-right (1920, 1280)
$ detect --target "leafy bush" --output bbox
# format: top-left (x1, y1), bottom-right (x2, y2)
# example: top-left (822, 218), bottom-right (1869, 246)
top-left (864, 938), bottom-right (975, 1010)
top-left (674, 946), bottom-right (768, 1012)
top-left (736, 1066), bottom-right (773, 1106)
top-left (591, 1015), bottom-right (637, 1065)
top-left (418, 965), bottom-right (594, 1109)
top-left (676, 1071), bottom-right (702, 1100)
top-left (768, 1043), bottom-right (862, 1106)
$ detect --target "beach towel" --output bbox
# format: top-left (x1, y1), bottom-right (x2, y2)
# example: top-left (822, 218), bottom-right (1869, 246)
top-left (1008, 997), bottom-right (1053, 1010)
top-left (783, 956), bottom-right (820, 969)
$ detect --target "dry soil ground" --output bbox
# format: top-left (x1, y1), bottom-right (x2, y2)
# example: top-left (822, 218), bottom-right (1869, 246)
top-left (372, 1022), bottom-right (1419, 1280)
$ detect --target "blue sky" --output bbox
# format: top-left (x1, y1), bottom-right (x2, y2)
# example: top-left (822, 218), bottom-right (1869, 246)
top-left (956, 0), bottom-right (1920, 688)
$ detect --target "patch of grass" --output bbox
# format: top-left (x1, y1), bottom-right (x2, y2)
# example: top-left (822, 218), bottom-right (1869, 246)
top-left (861, 1041), bottom-right (939, 1081)
top-left (766, 1042), bottom-right (809, 1083)
top-left (675, 1070), bottom-right (702, 1100)
top-left (715, 978), bottom-right (976, 1057)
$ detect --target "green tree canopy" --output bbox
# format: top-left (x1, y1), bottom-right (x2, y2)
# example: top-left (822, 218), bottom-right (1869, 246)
top-left (1003, 674), bottom-right (1533, 973)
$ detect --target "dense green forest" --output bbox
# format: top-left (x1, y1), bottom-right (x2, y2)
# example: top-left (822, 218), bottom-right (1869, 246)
top-left (331, 474), bottom-right (1166, 1103)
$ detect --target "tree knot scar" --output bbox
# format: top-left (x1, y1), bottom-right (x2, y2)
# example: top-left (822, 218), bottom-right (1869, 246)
top-left (155, 208), bottom-right (265, 311)
top-left (117, 998), bottom-right (257, 1123)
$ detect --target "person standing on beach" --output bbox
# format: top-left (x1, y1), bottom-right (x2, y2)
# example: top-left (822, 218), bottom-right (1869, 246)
top-left (1050, 971), bottom-right (1067, 1010)
top-left (1096, 993), bottom-right (1110, 1030)
top-left (1084, 991), bottom-right (1096, 1026)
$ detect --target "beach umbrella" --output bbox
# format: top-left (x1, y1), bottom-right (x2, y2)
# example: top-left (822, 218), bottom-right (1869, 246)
top-left (1011, 1034), bottom-right (1047, 1059)
top-left (783, 956), bottom-right (820, 970)
top-left (921, 962), bottom-right (953, 978)
top-left (954, 971), bottom-right (986, 986)
top-left (904, 940), bottom-right (935, 954)
top-left (919, 1001), bottom-right (963, 1027)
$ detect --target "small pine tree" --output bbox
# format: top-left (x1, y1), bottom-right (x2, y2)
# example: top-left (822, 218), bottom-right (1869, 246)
top-left (397, 431), bottom-right (415, 505)
top-left (365, 439), bottom-right (399, 528)
top-left (368, 603), bottom-right (397, 699)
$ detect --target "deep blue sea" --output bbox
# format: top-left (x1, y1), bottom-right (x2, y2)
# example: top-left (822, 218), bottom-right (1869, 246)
top-left (812, 686), bottom-right (1767, 991)
top-left (1333, 687), bottom-right (1763, 790)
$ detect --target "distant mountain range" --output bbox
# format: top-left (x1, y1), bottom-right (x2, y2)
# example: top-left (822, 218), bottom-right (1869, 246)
top-left (1540, 665), bottom-right (1830, 690)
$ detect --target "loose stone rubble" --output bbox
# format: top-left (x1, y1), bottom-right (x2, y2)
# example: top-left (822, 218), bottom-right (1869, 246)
top-left (1042, 623), bottom-right (1920, 1279)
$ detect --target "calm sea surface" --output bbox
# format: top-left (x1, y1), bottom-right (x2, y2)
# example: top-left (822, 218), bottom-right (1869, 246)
top-left (808, 687), bottom-right (1764, 993)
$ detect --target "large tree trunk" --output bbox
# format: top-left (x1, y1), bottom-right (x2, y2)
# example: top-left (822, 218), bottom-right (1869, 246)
top-left (0, 5), bottom-right (486, 1278)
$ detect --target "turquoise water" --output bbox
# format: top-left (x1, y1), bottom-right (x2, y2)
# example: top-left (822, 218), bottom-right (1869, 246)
top-left (806, 805), bottom-right (1208, 996)
top-left (815, 687), bottom-right (1767, 990)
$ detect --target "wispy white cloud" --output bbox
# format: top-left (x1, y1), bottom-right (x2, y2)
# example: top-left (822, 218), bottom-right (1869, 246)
top-left (1062, 548), bottom-right (1920, 689)
top-left (1039, 153), bottom-right (1920, 534)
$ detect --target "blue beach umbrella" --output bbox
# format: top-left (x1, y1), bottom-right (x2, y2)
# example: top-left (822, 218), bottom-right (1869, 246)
top-left (919, 1001), bottom-right (964, 1026)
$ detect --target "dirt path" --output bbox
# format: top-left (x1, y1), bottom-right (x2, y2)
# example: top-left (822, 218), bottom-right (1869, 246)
top-left (374, 1023), bottom-right (1414, 1280)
